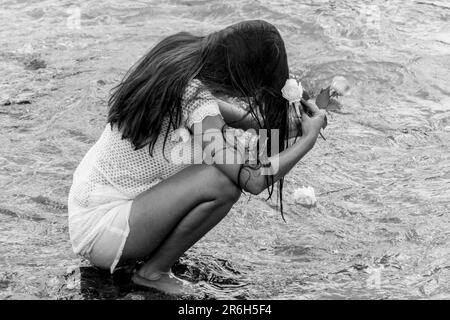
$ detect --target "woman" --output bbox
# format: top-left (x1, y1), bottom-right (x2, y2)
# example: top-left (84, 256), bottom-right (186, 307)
top-left (68, 19), bottom-right (326, 295)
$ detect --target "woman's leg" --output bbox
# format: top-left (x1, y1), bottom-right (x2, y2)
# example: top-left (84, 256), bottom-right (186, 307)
top-left (120, 164), bottom-right (241, 292)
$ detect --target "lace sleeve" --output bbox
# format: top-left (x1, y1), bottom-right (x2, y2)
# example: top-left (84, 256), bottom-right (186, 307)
top-left (182, 79), bottom-right (223, 128)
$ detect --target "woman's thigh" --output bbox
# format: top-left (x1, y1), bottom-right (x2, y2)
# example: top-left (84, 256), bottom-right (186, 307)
top-left (120, 164), bottom-right (240, 261)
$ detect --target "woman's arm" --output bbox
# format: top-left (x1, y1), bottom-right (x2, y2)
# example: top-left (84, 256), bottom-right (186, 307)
top-left (216, 96), bottom-right (319, 140)
top-left (215, 98), bottom-right (261, 131)
top-left (191, 102), bottom-right (326, 195)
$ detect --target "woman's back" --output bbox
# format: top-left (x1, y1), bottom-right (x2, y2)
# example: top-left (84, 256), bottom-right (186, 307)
top-left (67, 79), bottom-right (222, 256)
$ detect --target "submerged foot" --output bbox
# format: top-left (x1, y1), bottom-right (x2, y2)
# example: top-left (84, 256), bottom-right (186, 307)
top-left (132, 270), bottom-right (194, 296)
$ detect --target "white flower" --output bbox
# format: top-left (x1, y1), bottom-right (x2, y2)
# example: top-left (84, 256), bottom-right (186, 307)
top-left (281, 78), bottom-right (303, 103)
top-left (171, 127), bottom-right (191, 143)
top-left (293, 186), bottom-right (317, 208)
top-left (330, 76), bottom-right (351, 96)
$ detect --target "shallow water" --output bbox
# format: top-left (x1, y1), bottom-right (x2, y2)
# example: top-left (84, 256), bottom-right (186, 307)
top-left (0, 0), bottom-right (449, 299)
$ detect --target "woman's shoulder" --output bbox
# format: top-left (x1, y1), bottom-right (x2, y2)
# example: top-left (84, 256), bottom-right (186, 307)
top-left (182, 78), bottom-right (211, 102)
top-left (181, 78), bottom-right (222, 127)
top-left (190, 78), bottom-right (202, 86)
top-left (185, 78), bottom-right (204, 92)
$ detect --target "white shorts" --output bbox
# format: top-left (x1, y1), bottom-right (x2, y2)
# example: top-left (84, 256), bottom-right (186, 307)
top-left (85, 200), bottom-right (133, 273)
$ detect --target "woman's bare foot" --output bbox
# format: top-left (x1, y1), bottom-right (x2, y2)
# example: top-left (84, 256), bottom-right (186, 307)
top-left (132, 270), bottom-right (194, 295)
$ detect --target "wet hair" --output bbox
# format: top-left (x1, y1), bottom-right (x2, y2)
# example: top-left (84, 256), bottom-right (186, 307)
top-left (108, 20), bottom-right (292, 220)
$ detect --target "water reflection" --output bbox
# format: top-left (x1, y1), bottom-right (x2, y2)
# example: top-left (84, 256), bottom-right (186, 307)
top-left (0, 0), bottom-right (449, 299)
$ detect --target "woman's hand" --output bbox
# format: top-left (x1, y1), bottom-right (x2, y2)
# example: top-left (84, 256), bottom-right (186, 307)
top-left (299, 100), bottom-right (327, 142)
top-left (192, 99), bottom-right (326, 196)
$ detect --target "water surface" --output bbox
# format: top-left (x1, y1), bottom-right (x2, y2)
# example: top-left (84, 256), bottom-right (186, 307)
top-left (0, 0), bottom-right (449, 299)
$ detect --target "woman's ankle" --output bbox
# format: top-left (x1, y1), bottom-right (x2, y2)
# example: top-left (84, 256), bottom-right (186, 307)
top-left (137, 263), bottom-right (171, 280)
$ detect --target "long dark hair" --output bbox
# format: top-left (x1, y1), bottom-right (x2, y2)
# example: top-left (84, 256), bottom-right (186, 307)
top-left (108, 20), bottom-right (292, 219)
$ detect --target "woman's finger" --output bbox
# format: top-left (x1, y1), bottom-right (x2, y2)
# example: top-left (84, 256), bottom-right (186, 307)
top-left (298, 103), bottom-right (308, 118)
top-left (300, 99), bottom-right (320, 116)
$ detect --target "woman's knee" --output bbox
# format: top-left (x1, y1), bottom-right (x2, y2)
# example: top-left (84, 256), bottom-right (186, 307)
top-left (201, 165), bottom-right (241, 204)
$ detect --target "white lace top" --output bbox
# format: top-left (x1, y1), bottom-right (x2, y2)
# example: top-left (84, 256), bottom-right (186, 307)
top-left (67, 79), bottom-right (223, 255)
